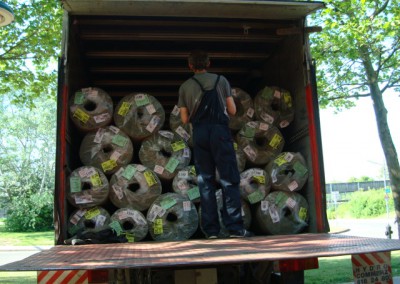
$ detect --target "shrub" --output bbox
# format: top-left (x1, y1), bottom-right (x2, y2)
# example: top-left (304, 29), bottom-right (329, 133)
top-left (5, 191), bottom-right (53, 232)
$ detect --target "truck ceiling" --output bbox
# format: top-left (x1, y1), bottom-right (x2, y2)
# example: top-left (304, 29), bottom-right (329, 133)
top-left (60, 0), bottom-right (325, 20)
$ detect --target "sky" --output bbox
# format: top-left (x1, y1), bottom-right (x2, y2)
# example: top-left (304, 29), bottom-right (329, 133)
top-left (319, 92), bottom-right (400, 182)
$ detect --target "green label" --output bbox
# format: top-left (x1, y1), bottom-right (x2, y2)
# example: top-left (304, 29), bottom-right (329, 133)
top-left (112, 134), bottom-right (128, 147)
top-left (135, 94), bottom-right (150, 106)
top-left (261, 87), bottom-right (274, 99)
top-left (109, 220), bottom-right (123, 236)
top-left (160, 197), bottom-right (177, 210)
top-left (70, 177), bottom-right (81, 193)
top-left (247, 190), bottom-right (264, 204)
top-left (243, 126), bottom-right (256, 138)
top-left (74, 92), bottom-right (85, 105)
top-left (122, 165), bottom-right (136, 180)
top-left (275, 191), bottom-right (287, 207)
top-left (165, 158), bottom-right (180, 173)
top-left (187, 186), bottom-right (200, 200)
top-left (293, 161), bottom-right (308, 177)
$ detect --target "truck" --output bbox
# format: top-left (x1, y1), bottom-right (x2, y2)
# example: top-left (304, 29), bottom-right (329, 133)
top-left (1, 1), bottom-right (400, 283)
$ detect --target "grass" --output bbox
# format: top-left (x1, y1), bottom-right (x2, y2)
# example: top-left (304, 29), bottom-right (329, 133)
top-left (0, 220), bottom-right (54, 246)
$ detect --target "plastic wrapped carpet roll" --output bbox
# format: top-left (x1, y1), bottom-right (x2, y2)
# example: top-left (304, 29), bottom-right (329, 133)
top-left (110, 208), bottom-right (148, 242)
top-left (79, 126), bottom-right (134, 175)
top-left (67, 206), bottom-right (111, 237)
top-left (139, 130), bottom-right (191, 180)
top-left (169, 105), bottom-right (194, 147)
top-left (254, 86), bottom-right (294, 129)
top-left (172, 165), bottom-right (200, 203)
top-left (236, 121), bottom-right (285, 166)
top-left (255, 191), bottom-right (309, 235)
top-left (147, 193), bottom-right (198, 241)
top-left (69, 87), bottom-right (113, 132)
top-left (114, 93), bottom-right (165, 141)
top-left (229, 87), bottom-right (255, 132)
top-left (265, 152), bottom-right (309, 192)
top-left (239, 168), bottom-right (271, 205)
top-left (199, 189), bottom-right (251, 238)
top-left (109, 164), bottom-right (162, 211)
top-left (67, 166), bottom-right (110, 208)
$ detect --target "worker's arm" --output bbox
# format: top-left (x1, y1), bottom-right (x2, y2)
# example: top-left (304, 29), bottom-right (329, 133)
top-left (180, 107), bottom-right (190, 124)
top-left (226, 96), bottom-right (236, 116)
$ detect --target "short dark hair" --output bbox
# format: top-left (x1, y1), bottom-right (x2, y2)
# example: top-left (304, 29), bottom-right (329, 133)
top-left (188, 50), bottom-right (210, 70)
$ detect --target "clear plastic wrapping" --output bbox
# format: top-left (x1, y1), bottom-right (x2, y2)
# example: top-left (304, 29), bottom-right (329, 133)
top-left (109, 164), bottom-right (162, 211)
top-left (236, 121), bottom-right (284, 166)
top-left (69, 87), bottom-right (113, 132)
top-left (229, 87), bottom-right (255, 132)
top-left (172, 165), bottom-right (200, 203)
top-left (67, 166), bottom-right (110, 208)
top-left (239, 168), bottom-right (271, 205)
top-left (255, 191), bottom-right (309, 235)
top-left (169, 105), bottom-right (193, 147)
top-left (110, 207), bottom-right (149, 242)
top-left (79, 126), bottom-right (134, 175)
top-left (139, 130), bottom-right (191, 180)
top-left (114, 93), bottom-right (165, 141)
top-left (254, 86), bottom-right (294, 129)
top-left (67, 206), bottom-right (111, 237)
top-left (265, 152), bottom-right (309, 192)
top-left (199, 189), bottom-right (252, 238)
top-left (146, 193), bottom-right (199, 241)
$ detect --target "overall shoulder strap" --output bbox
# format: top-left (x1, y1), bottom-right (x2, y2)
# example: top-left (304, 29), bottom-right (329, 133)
top-left (190, 76), bottom-right (205, 92)
top-left (213, 75), bottom-right (220, 89)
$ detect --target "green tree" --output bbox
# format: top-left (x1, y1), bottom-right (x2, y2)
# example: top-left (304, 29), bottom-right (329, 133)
top-left (310, 0), bottom-right (400, 237)
top-left (0, 94), bottom-right (56, 231)
top-left (0, 1), bottom-right (62, 107)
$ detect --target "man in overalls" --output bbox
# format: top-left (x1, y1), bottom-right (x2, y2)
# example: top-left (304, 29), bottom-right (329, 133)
top-left (178, 50), bottom-right (252, 238)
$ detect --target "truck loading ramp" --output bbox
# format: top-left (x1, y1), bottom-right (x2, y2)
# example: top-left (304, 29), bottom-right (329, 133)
top-left (1, 233), bottom-right (399, 271)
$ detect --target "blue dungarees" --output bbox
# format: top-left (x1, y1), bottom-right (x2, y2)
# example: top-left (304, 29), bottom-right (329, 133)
top-left (190, 76), bottom-right (244, 236)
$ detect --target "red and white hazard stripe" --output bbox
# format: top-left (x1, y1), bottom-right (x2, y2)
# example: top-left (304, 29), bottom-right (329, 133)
top-left (37, 270), bottom-right (88, 284)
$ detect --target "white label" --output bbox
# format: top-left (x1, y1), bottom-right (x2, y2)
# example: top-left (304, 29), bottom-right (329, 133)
top-left (118, 210), bottom-right (128, 220)
top-left (177, 180), bottom-right (188, 190)
top-left (183, 201), bottom-right (191, 211)
top-left (259, 122), bottom-right (269, 131)
top-left (243, 145), bottom-right (257, 161)
top-left (112, 184), bottom-right (124, 200)
top-left (154, 165), bottom-right (165, 175)
top-left (94, 113), bottom-right (110, 124)
top-left (269, 205), bottom-right (280, 223)
top-left (146, 104), bottom-right (156, 115)
top-left (75, 194), bottom-right (93, 204)
top-left (260, 112), bottom-right (274, 124)
top-left (175, 126), bottom-right (190, 141)
top-left (286, 197), bottom-right (297, 208)
top-left (159, 131), bottom-right (174, 140)
top-left (136, 165), bottom-right (146, 172)
top-left (246, 108), bottom-right (254, 118)
top-left (280, 120), bottom-right (290, 128)
top-left (146, 116), bottom-right (160, 133)
top-left (178, 170), bottom-right (189, 179)
top-left (254, 169), bottom-right (264, 176)
top-left (284, 152), bottom-right (294, 162)
top-left (95, 215), bottom-right (106, 227)
top-left (288, 180), bottom-right (299, 191)
top-left (93, 128), bottom-right (106, 144)
top-left (114, 167), bottom-right (125, 178)
top-left (109, 125), bottom-right (120, 134)
top-left (78, 168), bottom-right (89, 178)
top-left (171, 105), bottom-right (180, 116)
top-left (247, 121), bottom-right (258, 128)
top-left (183, 148), bottom-right (190, 158)
top-left (261, 200), bottom-right (269, 212)
top-left (110, 151), bottom-right (122, 161)
top-left (272, 169), bottom-right (278, 183)
top-left (149, 205), bottom-right (163, 222)
top-left (274, 90), bottom-right (281, 98)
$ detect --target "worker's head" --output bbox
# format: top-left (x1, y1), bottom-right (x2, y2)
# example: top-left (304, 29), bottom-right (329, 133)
top-left (188, 50), bottom-right (210, 71)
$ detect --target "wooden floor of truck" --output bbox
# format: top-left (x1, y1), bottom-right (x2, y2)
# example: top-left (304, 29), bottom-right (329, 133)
top-left (1, 233), bottom-right (399, 271)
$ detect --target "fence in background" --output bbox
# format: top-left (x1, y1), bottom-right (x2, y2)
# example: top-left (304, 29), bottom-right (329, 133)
top-left (326, 180), bottom-right (391, 194)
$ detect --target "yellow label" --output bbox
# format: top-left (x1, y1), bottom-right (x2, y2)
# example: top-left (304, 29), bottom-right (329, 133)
top-left (118, 102), bottom-right (131, 116)
top-left (299, 207), bottom-right (307, 221)
top-left (283, 92), bottom-right (292, 107)
top-left (125, 233), bottom-right (135, 243)
top-left (73, 109), bottom-right (90, 124)
top-left (144, 171), bottom-right (157, 187)
top-left (274, 153), bottom-right (288, 166)
top-left (85, 208), bottom-right (100, 220)
top-left (153, 218), bottom-right (163, 235)
top-left (90, 173), bottom-right (102, 187)
top-left (171, 140), bottom-right (186, 152)
top-left (101, 160), bottom-right (117, 172)
top-left (253, 175), bottom-right (265, 184)
top-left (269, 134), bottom-right (283, 149)
top-left (234, 142), bottom-right (238, 151)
